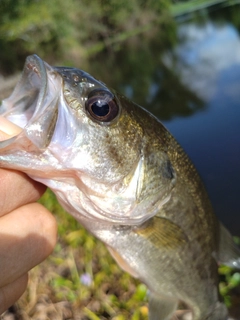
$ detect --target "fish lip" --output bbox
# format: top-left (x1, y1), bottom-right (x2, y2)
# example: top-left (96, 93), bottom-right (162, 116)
top-left (24, 54), bottom-right (48, 117)
top-left (1, 54), bottom-right (61, 148)
top-left (2, 54), bottom-right (48, 119)
top-left (25, 54), bottom-right (47, 77)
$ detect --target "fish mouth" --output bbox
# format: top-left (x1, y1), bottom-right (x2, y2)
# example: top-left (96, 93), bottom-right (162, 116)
top-left (0, 54), bottom-right (61, 149)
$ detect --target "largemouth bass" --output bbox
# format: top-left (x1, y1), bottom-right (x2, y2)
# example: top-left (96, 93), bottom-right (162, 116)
top-left (0, 55), bottom-right (239, 320)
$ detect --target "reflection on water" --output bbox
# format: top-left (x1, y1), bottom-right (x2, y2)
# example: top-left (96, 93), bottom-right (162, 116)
top-left (162, 6), bottom-right (240, 235)
top-left (90, 3), bottom-right (240, 235)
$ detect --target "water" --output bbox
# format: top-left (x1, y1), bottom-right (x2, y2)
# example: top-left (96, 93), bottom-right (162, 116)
top-left (90, 3), bottom-right (240, 235)
top-left (162, 8), bottom-right (240, 235)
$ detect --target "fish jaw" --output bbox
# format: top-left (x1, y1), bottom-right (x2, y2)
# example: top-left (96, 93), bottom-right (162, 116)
top-left (0, 55), bottom-right (62, 149)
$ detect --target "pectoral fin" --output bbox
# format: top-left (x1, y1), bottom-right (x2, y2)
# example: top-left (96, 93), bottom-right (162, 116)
top-left (148, 292), bottom-right (178, 320)
top-left (217, 223), bottom-right (240, 268)
top-left (135, 216), bottom-right (187, 250)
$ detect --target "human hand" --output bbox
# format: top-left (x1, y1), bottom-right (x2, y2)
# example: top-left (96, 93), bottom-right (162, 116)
top-left (0, 117), bottom-right (57, 314)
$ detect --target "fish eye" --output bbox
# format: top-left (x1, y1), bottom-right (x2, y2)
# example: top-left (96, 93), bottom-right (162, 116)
top-left (85, 89), bottom-right (119, 123)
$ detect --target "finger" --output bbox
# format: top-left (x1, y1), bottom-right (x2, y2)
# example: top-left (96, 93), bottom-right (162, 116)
top-left (0, 129), bottom-right (11, 140)
top-left (0, 118), bottom-right (46, 217)
top-left (0, 168), bottom-right (46, 217)
top-left (0, 203), bottom-right (57, 288)
top-left (0, 273), bottom-right (28, 315)
top-left (0, 116), bottom-right (22, 137)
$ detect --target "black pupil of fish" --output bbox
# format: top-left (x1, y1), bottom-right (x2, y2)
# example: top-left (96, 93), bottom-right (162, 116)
top-left (91, 99), bottom-right (110, 117)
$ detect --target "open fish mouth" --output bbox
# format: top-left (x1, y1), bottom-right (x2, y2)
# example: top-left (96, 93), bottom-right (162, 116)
top-left (0, 54), bottom-right (61, 149)
top-left (0, 55), bottom-right (175, 226)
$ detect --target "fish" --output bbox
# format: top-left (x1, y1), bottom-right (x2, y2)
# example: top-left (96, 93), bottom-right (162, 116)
top-left (0, 54), bottom-right (239, 320)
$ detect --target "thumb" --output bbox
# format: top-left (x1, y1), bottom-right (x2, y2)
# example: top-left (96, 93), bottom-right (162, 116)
top-left (0, 116), bottom-right (22, 140)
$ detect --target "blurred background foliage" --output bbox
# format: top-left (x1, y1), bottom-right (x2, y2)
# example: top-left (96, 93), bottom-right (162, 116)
top-left (0, 0), bottom-right (173, 74)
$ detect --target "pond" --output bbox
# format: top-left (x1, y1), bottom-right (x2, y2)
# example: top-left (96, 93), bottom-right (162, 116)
top-left (88, 2), bottom-right (240, 236)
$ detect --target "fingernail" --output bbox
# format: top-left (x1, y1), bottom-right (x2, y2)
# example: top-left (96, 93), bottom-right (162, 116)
top-left (0, 116), bottom-right (22, 137)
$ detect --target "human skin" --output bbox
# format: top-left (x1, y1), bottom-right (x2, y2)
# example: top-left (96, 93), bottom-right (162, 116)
top-left (0, 118), bottom-right (57, 314)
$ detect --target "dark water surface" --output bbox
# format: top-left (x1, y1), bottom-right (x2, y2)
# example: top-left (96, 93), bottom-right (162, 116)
top-left (163, 5), bottom-right (240, 235)
top-left (162, 6), bottom-right (240, 235)
top-left (90, 3), bottom-right (240, 235)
